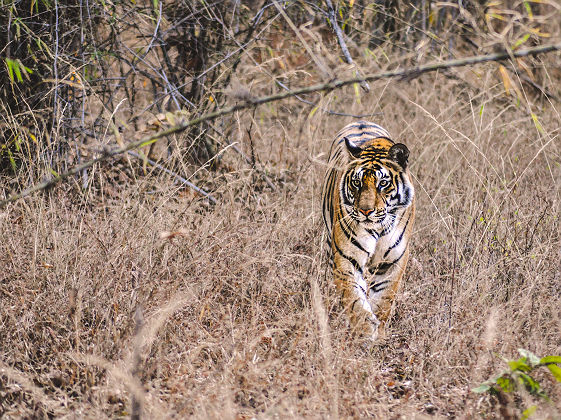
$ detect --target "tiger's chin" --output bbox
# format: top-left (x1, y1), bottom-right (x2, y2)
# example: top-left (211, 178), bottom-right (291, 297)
top-left (357, 217), bottom-right (394, 233)
top-left (347, 210), bottom-right (385, 226)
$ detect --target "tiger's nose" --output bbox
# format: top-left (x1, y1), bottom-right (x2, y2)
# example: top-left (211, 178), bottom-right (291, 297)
top-left (358, 208), bottom-right (375, 216)
top-left (359, 208), bottom-right (385, 219)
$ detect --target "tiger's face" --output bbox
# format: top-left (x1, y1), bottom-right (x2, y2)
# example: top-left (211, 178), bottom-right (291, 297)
top-left (340, 138), bottom-right (413, 231)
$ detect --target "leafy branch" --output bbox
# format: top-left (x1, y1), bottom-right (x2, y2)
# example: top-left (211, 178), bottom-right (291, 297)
top-left (473, 349), bottom-right (561, 418)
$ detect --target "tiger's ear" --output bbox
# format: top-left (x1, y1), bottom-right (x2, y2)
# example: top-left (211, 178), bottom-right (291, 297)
top-left (344, 137), bottom-right (362, 159)
top-left (388, 143), bottom-right (409, 169)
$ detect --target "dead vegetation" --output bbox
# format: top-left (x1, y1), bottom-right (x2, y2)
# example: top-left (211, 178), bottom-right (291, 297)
top-left (1, 0), bottom-right (561, 418)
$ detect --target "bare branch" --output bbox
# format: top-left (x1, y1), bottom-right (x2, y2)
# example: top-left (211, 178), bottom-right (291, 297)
top-left (324, 0), bottom-right (370, 92)
top-left (274, 79), bottom-right (380, 118)
top-left (271, 0), bottom-right (333, 80)
top-left (127, 151), bottom-right (217, 204)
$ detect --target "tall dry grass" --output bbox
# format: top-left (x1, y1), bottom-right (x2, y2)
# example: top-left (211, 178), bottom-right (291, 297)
top-left (2, 1), bottom-right (561, 418)
top-left (2, 67), bottom-right (561, 417)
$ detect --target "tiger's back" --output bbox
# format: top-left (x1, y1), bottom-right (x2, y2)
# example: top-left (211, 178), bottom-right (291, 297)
top-left (321, 121), bottom-right (415, 340)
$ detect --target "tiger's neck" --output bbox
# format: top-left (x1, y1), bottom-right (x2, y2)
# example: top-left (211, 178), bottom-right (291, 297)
top-left (355, 205), bottom-right (411, 258)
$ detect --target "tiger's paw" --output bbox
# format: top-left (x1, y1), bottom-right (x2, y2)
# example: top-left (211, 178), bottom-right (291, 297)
top-left (351, 315), bottom-right (382, 344)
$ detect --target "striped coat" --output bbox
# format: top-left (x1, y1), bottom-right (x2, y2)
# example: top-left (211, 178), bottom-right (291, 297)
top-left (321, 121), bottom-right (415, 340)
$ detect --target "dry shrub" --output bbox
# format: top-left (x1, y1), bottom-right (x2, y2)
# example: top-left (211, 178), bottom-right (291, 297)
top-left (1, 1), bottom-right (561, 419)
top-left (2, 65), bottom-right (561, 417)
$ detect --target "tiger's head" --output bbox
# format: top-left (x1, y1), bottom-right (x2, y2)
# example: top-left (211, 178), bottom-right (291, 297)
top-left (340, 136), bottom-right (414, 230)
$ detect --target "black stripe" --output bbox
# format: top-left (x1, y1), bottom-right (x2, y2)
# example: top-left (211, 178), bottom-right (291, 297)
top-left (355, 122), bottom-right (385, 131)
top-left (365, 228), bottom-right (380, 240)
top-left (330, 148), bottom-right (342, 162)
top-left (332, 239), bottom-right (363, 275)
top-left (342, 173), bottom-right (351, 202)
top-left (389, 172), bottom-right (400, 200)
top-left (379, 224), bottom-right (392, 237)
top-left (353, 280), bottom-right (368, 296)
top-left (352, 298), bottom-right (361, 312)
top-left (370, 279), bottom-right (390, 293)
top-left (351, 121), bottom-right (384, 130)
top-left (351, 293), bottom-right (369, 312)
top-left (369, 246), bottom-right (407, 275)
top-left (369, 261), bottom-right (392, 276)
top-left (342, 189), bottom-right (353, 206)
top-left (322, 195), bottom-right (331, 233)
top-left (337, 131), bottom-right (391, 142)
top-left (398, 172), bottom-right (412, 206)
top-left (339, 217), bottom-right (369, 254)
top-left (328, 197), bottom-right (334, 225)
top-left (383, 213), bottom-right (411, 258)
top-left (366, 163), bottom-right (382, 172)
top-left (323, 171), bottom-right (336, 211)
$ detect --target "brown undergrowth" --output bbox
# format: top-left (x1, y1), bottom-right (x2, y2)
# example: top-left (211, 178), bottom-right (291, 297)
top-left (2, 66), bottom-right (561, 418)
top-left (2, 2), bottom-right (561, 415)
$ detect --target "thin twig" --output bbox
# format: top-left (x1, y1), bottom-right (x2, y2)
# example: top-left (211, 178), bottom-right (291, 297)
top-left (449, 218), bottom-right (458, 330)
top-left (205, 124), bottom-right (277, 191)
top-left (271, 0), bottom-right (333, 80)
top-left (127, 151), bottom-right (217, 204)
top-left (51, 0), bottom-right (60, 167)
top-left (2, 42), bottom-right (560, 207)
top-left (508, 67), bottom-right (560, 102)
top-left (131, 306), bottom-right (145, 420)
top-left (324, 0), bottom-right (370, 92)
top-left (274, 79), bottom-right (380, 118)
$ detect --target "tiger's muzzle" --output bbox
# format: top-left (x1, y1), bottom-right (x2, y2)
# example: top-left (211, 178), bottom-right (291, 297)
top-left (357, 207), bottom-right (387, 223)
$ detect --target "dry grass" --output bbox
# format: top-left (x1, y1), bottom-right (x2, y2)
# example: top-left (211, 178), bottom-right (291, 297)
top-left (2, 46), bottom-right (561, 420)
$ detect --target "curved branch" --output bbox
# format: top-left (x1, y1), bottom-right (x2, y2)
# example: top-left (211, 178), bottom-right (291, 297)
top-left (2, 42), bottom-right (560, 207)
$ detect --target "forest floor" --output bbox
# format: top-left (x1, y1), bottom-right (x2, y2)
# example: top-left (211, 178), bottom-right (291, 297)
top-left (2, 42), bottom-right (561, 419)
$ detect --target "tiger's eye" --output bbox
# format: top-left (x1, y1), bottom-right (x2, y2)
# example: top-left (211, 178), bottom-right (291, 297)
top-left (378, 179), bottom-right (389, 189)
top-left (351, 178), bottom-right (361, 189)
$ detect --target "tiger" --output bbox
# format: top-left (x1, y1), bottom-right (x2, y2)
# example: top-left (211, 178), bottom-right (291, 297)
top-left (321, 121), bottom-right (415, 341)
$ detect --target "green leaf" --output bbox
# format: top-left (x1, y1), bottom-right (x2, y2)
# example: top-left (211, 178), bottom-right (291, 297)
top-left (540, 356), bottom-right (561, 365)
top-left (518, 372), bottom-right (541, 395)
top-left (518, 349), bottom-right (541, 366)
top-left (138, 138), bottom-right (157, 148)
top-left (353, 83), bottom-right (361, 104)
top-left (4, 58), bottom-right (29, 83)
top-left (530, 113), bottom-right (544, 134)
top-left (308, 105), bottom-right (319, 119)
top-left (13, 62), bottom-right (23, 82)
top-left (546, 363), bottom-right (561, 382)
top-left (472, 373), bottom-right (506, 393)
top-left (521, 405), bottom-right (537, 420)
top-left (472, 383), bottom-right (492, 393)
top-left (512, 33), bottom-right (531, 49)
top-left (7, 149), bottom-right (17, 173)
top-left (6, 58), bottom-right (15, 83)
top-left (508, 358), bottom-right (532, 372)
top-left (496, 376), bottom-right (515, 393)
top-left (523, 1), bottom-right (533, 19)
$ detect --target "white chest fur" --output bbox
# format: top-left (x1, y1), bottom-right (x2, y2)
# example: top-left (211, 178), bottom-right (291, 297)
top-left (354, 228), bottom-right (378, 256)
top-left (372, 228), bottom-right (407, 264)
top-left (359, 213), bottom-right (409, 267)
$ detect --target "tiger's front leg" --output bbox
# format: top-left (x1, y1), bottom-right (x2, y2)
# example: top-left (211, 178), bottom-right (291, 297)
top-left (367, 248), bottom-right (410, 339)
top-left (332, 254), bottom-right (380, 340)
